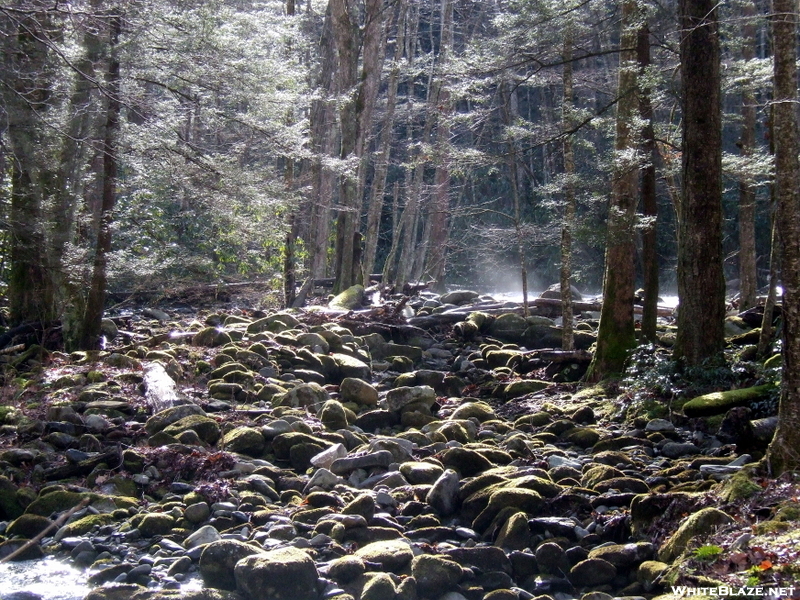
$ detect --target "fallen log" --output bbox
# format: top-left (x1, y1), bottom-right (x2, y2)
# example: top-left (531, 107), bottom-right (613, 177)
top-left (524, 349), bottom-right (593, 363)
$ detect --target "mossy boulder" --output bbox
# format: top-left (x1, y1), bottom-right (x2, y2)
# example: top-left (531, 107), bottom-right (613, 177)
top-left (235, 547), bottom-right (319, 600)
top-left (682, 384), bottom-right (776, 417)
top-left (58, 512), bottom-right (117, 537)
top-left (503, 379), bottom-right (549, 399)
top-left (319, 400), bottom-right (350, 430)
top-left (193, 327), bottom-right (233, 347)
top-left (718, 467), bottom-right (761, 502)
top-left (486, 313), bottom-right (529, 342)
top-left (329, 285), bottom-right (365, 311)
top-left (450, 401), bottom-right (496, 422)
top-left (138, 512), bottom-right (176, 537)
top-left (560, 426), bottom-right (601, 448)
top-left (278, 382), bottom-right (330, 410)
top-left (0, 475), bottom-right (25, 519)
top-left (657, 507), bottom-right (734, 562)
top-left (24, 490), bottom-right (90, 516)
top-left (6, 514), bottom-right (53, 538)
top-left (163, 414), bottom-right (221, 445)
top-left (200, 539), bottom-right (262, 590)
top-left (339, 377), bottom-right (379, 406)
top-left (411, 554), bottom-right (464, 596)
top-left (222, 427), bottom-right (266, 457)
top-left (354, 539), bottom-right (414, 573)
top-left (145, 404), bottom-right (207, 436)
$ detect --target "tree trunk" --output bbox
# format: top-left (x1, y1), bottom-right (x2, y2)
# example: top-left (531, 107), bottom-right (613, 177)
top-left (51, 0), bottom-right (105, 272)
top-left (765, 0), bottom-right (800, 475)
top-left (674, 0), bottom-right (725, 366)
top-left (422, 0), bottom-right (454, 292)
top-left (638, 24), bottom-right (659, 343)
top-left (585, 0), bottom-right (640, 381)
top-left (738, 0), bottom-right (759, 312)
top-left (307, 4), bottom-right (338, 279)
top-left (757, 208), bottom-right (779, 358)
top-left (362, 0), bottom-right (407, 283)
top-left (560, 26), bottom-right (576, 350)
top-left (80, 12), bottom-right (121, 350)
top-left (3, 7), bottom-right (59, 326)
top-left (331, 0), bottom-right (386, 294)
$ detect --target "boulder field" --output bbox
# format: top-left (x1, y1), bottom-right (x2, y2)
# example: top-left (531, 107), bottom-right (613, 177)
top-left (0, 289), bottom-right (797, 600)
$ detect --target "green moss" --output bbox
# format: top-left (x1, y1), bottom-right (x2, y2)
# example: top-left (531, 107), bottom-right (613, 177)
top-left (503, 379), bottom-right (549, 399)
top-left (86, 370), bottom-right (107, 383)
top-left (753, 520), bottom-right (790, 535)
top-left (764, 353), bottom-right (782, 370)
top-left (774, 502), bottom-right (800, 522)
top-left (718, 469), bottom-right (761, 502)
top-left (682, 384), bottom-right (776, 417)
top-left (0, 406), bottom-right (18, 423)
top-left (60, 513), bottom-right (117, 537)
top-left (24, 490), bottom-right (138, 517)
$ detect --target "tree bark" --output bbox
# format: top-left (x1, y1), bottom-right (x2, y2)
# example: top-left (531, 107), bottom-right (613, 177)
top-left (585, 0), bottom-right (640, 381)
top-left (638, 24), bottom-right (659, 343)
top-left (738, 0), bottom-right (759, 312)
top-left (307, 4), bottom-right (338, 279)
top-left (331, 0), bottom-right (386, 294)
top-left (422, 0), bottom-right (454, 292)
top-left (766, 0), bottom-right (800, 475)
top-left (362, 0), bottom-right (407, 283)
top-left (673, 0), bottom-right (726, 366)
top-left (80, 12), bottom-right (121, 349)
top-left (560, 26), bottom-right (576, 350)
top-left (3, 5), bottom-right (59, 326)
top-left (757, 209), bottom-right (779, 358)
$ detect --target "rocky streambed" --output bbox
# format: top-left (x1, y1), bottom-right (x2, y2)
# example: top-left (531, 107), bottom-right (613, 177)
top-left (0, 287), bottom-right (798, 600)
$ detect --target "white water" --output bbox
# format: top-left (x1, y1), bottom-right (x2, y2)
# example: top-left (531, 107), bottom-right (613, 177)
top-left (0, 557), bottom-right (90, 600)
top-left (494, 290), bottom-right (680, 309)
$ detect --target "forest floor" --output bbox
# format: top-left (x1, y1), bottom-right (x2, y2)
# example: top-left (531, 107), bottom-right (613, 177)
top-left (0, 283), bottom-right (799, 600)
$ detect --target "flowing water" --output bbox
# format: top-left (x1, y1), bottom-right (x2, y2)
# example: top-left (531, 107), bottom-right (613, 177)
top-left (0, 557), bottom-right (90, 600)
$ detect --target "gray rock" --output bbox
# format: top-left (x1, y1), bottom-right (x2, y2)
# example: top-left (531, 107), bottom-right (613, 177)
top-left (330, 450), bottom-right (393, 475)
top-left (439, 290), bottom-right (480, 305)
top-left (310, 443), bottom-right (348, 470)
top-left (645, 418), bottom-right (675, 432)
top-left (384, 385), bottom-right (436, 412)
top-left (340, 377), bottom-right (379, 406)
top-left (184, 524), bottom-right (222, 549)
top-left (660, 441), bottom-right (700, 458)
top-left (184, 502), bottom-right (211, 524)
top-left (426, 469), bottom-right (460, 516)
top-left (400, 461), bottom-right (444, 485)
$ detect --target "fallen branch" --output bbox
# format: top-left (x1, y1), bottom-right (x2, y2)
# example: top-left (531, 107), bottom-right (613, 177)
top-left (0, 497), bottom-right (91, 564)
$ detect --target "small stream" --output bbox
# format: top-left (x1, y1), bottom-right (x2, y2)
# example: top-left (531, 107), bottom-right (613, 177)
top-left (0, 557), bottom-right (90, 600)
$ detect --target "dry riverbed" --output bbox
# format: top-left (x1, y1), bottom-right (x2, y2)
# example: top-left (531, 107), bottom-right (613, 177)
top-left (0, 287), bottom-right (798, 600)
